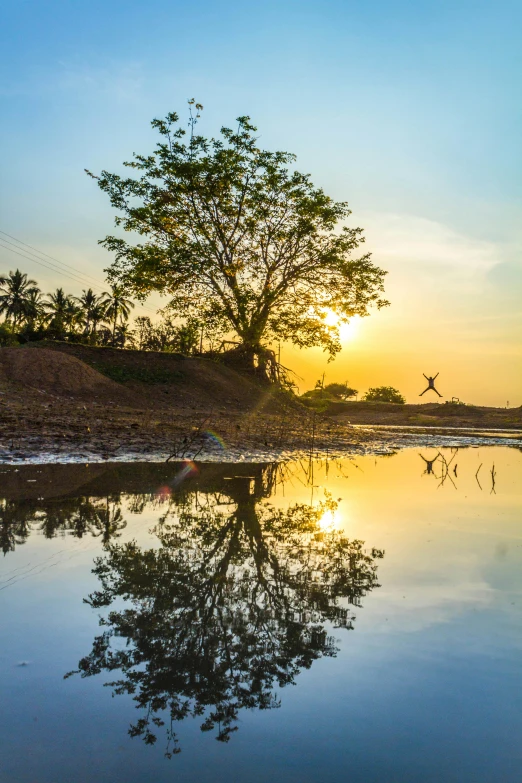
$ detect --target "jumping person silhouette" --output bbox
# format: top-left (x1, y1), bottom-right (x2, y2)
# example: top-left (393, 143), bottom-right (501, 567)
top-left (420, 373), bottom-right (442, 397)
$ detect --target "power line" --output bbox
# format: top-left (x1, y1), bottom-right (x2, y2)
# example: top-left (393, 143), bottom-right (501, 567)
top-left (0, 229), bottom-right (109, 290)
top-left (0, 230), bottom-right (157, 315)
top-left (0, 239), bottom-right (108, 292)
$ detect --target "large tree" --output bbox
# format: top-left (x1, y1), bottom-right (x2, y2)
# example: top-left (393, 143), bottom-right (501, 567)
top-left (90, 105), bottom-right (388, 379)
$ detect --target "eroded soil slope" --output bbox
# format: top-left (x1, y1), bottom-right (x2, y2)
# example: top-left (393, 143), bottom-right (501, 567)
top-left (0, 344), bottom-right (321, 461)
top-left (0, 348), bottom-right (141, 406)
top-left (23, 342), bottom-right (280, 412)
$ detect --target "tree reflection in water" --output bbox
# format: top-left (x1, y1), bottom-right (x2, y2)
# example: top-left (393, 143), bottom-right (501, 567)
top-left (67, 468), bottom-right (384, 756)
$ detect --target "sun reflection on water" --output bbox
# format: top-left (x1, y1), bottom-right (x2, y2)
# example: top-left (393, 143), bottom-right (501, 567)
top-left (318, 508), bottom-right (343, 530)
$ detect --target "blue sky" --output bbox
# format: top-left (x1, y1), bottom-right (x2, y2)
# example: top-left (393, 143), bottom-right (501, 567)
top-left (1, 0), bottom-right (521, 402)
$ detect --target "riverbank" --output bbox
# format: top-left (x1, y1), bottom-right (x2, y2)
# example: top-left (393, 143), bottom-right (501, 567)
top-left (324, 399), bottom-right (522, 429)
top-left (1, 386), bottom-right (520, 464)
top-left (0, 344), bottom-right (520, 463)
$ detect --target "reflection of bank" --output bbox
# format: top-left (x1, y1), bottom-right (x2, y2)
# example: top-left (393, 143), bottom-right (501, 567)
top-left (60, 461), bottom-right (384, 756)
top-left (0, 462), bottom-right (279, 554)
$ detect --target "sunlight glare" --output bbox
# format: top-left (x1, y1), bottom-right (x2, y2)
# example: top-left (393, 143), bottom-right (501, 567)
top-left (324, 311), bottom-right (361, 341)
top-left (318, 508), bottom-right (343, 531)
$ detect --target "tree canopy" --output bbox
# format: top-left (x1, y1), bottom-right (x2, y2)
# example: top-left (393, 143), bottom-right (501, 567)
top-left (90, 104), bottom-right (389, 379)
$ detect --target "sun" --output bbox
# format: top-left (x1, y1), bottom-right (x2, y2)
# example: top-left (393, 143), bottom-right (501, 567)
top-left (324, 311), bottom-right (361, 341)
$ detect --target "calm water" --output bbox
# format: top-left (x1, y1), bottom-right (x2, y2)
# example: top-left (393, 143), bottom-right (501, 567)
top-left (1, 447), bottom-right (521, 783)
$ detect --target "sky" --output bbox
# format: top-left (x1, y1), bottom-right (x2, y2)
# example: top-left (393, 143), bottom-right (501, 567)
top-left (1, 0), bottom-right (521, 405)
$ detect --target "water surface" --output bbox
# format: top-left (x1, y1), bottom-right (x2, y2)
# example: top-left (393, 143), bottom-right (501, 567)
top-left (1, 446), bottom-right (521, 782)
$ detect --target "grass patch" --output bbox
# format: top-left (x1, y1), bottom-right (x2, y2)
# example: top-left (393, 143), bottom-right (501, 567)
top-left (92, 364), bottom-right (184, 384)
top-left (299, 397), bottom-right (332, 413)
top-left (409, 414), bottom-right (439, 424)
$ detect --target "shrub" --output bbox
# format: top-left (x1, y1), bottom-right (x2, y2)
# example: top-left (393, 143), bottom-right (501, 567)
top-left (324, 382), bottom-right (358, 400)
top-left (362, 386), bottom-right (406, 404)
top-left (0, 323), bottom-right (18, 346)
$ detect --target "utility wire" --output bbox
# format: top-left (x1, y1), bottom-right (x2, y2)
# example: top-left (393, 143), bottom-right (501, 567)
top-left (0, 240), bottom-right (99, 290)
top-left (0, 229), bottom-right (109, 290)
top-left (0, 239), bottom-right (108, 292)
top-left (0, 230), bottom-right (157, 315)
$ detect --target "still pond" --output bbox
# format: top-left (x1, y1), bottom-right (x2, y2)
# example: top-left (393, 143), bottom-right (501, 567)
top-left (0, 446), bottom-right (521, 782)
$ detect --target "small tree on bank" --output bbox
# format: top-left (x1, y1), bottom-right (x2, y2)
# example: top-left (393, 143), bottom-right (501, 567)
top-left (302, 381), bottom-right (358, 401)
top-left (362, 386), bottom-right (406, 404)
top-left (324, 382), bottom-right (358, 400)
top-left (89, 105), bottom-right (389, 381)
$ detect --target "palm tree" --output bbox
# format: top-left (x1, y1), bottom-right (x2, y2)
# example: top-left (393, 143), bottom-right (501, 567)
top-left (114, 322), bottom-right (135, 348)
top-left (44, 288), bottom-right (81, 338)
top-left (89, 300), bottom-right (108, 343)
top-left (24, 288), bottom-right (45, 330)
top-left (77, 288), bottom-right (102, 338)
top-left (0, 269), bottom-right (40, 328)
top-left (100, 285), bottom-right (135, 346)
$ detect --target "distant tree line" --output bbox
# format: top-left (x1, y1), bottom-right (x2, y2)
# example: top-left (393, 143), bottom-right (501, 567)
top-left (302, 380), bottom-right (406, 405)
top-left (0, 268), bottom-right (202, 353)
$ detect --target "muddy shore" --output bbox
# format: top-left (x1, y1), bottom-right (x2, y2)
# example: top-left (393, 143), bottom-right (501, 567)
top-left (1, 389), bottom-right (521, 464)
top-left (0, 344), bottom-right (520, 463)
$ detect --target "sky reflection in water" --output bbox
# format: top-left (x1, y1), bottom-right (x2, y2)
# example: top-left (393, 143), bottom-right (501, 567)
top-left (0, 446), bottom-right (521, 783)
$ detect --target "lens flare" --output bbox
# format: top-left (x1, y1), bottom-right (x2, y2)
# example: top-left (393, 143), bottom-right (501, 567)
top-left (156, 485), bottom-right (172, 499)
top-left (204, 431), bottom-right (226, 451)
top-left (172, 460), bottom-right (199, 486)
top-left (155, 460), bottom-right (199, 496)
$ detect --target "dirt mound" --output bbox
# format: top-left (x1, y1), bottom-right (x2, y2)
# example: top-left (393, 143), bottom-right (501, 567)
top-left (0, 347), bottom-right (141, 405)
top-left (26, 342), bottom-right (288, 413)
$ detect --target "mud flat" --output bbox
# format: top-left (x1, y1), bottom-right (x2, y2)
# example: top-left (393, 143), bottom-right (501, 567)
top-left (0, 345), bottom-right (520, 464)
top-left (2, 401), bottom-right (521, 465)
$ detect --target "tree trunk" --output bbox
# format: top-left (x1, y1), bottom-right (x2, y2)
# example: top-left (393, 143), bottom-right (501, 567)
top-left (221, 342), bottom-right (279, 384)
